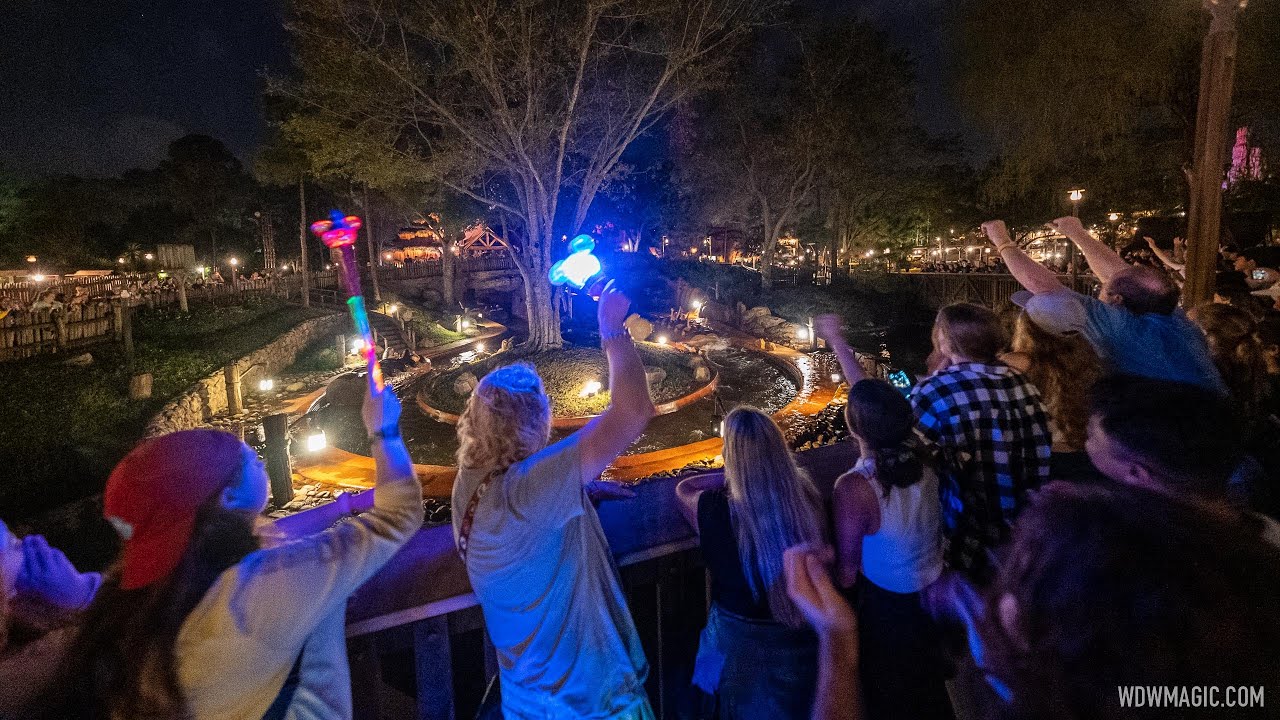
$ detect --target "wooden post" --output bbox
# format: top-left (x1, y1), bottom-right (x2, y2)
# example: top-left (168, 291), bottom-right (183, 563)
top-left (1184, 1), bottom-right (1246, 308)
top-left (129, 373), bottom-right (153, 400)
top-left (299, 177), bottom-right (311, 308)
top-left (177, 271), bottom-right (189, 313)
top-left (413, 617), bottom-right (455, 720)
top-left (223, 364), bottom-right (243, 415)
top-left (112, 300), bottom-right (124, 340)
top-left (121, 304), bottom-right (134, 362)
top-left (263, 413), bottom-right (294, 507)
top-left (54, 310), bottom-right (67, 351)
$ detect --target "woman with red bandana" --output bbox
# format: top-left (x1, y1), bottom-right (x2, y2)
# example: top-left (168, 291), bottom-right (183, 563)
top-left (37, 384), bottom-right (421, 719)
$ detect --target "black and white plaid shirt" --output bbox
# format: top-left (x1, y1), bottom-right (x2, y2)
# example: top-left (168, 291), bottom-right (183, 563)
top-left (910, 362), bottom-right (1052, 575)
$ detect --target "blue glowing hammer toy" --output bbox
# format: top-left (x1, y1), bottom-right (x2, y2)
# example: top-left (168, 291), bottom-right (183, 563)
top-left (548, 233), bottom-right (608, 300)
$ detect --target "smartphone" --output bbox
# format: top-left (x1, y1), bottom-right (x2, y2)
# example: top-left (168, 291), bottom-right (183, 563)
top-left (1253, 269), bottom-right (1267, 281)
top-left (888, 369), bottom-right (913, 396)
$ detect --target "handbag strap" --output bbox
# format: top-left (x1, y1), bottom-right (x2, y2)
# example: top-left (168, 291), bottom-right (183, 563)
top-left (456, 469), bottom-right (501, 561)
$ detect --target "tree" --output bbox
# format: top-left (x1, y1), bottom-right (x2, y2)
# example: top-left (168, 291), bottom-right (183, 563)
top-left (680, 14), bottom-right (932, 287)
top-left (282, 0), bottom-right (774, 349)
top-left (952, 0), bottom-right (1280, 214)
top-left (160, 135), bottom-right (249, 262)
top-left (256, 129), bottom-right (315, 307)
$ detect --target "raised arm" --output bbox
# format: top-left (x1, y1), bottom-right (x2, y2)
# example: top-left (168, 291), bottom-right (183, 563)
top-left (814, 314), bottom-right (868, 385)
top-left (785, 546), bottom-right (864, 720)
top-left (982, 220), bottom-right (1066, 295)
top-left (577, 281), bottom-right (657, 483)
top-left (1051, 216), bottom-right (1130, 283)
top-left (1145, 236), bottom-right (1186, 275)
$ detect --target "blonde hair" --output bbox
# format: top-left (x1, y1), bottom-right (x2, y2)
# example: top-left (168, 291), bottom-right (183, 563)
top-left (456, 363), bottom-right (552, 473)
top-left (722, 407), bottom-right (826, 628)
top-left (1012, 312), bottom-right (1103, 450)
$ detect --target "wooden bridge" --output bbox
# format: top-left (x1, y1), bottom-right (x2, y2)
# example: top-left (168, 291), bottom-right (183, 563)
top-left (861, 271), bottom-right (1100, 310)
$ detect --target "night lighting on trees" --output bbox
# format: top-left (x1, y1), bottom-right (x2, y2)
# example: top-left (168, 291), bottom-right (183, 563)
top-left (258, 378), bottom-right (275, 392)
top-left (31, 274), bottom-right (46, 282)
top-left (1109, 212), bottom-right (1120, 222)
top-left (229, 257), bottom-right (239, 266)
top-left (657, 336), bottom-right (669, 345)
top-left (1069, 189), bottom-right (1085, 203)
top-left (25, 256), bottom-right (36, 263)
top-left (475, 343), bottom-right (485, 352)
top-left (580, 380), bottom-right (603, 398)
top-left (691, 300), bottom-right (703, 311)
top-left (796, 327), bottom-right (810, 341)
top-left (144, 253), bottom-right (154, 261)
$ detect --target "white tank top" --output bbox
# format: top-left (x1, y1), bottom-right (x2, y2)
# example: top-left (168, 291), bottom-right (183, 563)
top-left (855, 456), bottom-right (944, 594)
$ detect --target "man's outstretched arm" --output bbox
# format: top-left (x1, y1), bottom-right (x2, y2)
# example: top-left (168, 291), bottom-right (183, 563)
top-left (1052, 216), bottom-right (1129, 283)
top-left (982, 221), bottom-right (1066, 295)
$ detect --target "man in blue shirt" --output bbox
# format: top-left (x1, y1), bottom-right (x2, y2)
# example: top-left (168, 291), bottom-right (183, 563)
top-left (983, 218), bottom-right (1225, 394)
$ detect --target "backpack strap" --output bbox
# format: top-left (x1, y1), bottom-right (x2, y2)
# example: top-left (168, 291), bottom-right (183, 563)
top-left (456, 469), bottom-right (502, 562)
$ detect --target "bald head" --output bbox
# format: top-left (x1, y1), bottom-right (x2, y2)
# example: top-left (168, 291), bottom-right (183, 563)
top-left (1103, 265), bottom-right (1180, 315)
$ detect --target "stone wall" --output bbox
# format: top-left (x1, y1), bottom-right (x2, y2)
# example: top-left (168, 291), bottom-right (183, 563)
top-left (144, 314), bottom-right (346, 437)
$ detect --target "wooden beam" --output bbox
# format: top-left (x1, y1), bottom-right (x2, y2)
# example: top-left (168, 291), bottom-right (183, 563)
top-left (1184, 1), bottom-right (1246, 307)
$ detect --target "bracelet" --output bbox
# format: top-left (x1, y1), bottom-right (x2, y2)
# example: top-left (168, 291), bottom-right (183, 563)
top-left (995, 244), bottom-right (1016, 254)
top-left (369, 428), bottom-right (401, 441)
top-left (600, 329), bottom-right (631, 345)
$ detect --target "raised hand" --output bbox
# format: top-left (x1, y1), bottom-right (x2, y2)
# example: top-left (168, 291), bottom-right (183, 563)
top-left (981, 220), bottom-right (1015, 251)
top-left (813, 314), bottom-right (846, 346)
top-left (362, 383), bottom-right (403, 438)
top-left (784, 544), bottom-right (855, 638)
top-left (597, 280), bottom-right (631, 335)
top-left (15, 535), bottom-right (100, 611)
top-left (1049, 216), bottom-right (1087, 238)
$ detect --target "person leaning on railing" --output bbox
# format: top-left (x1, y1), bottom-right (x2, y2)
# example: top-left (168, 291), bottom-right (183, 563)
top-left (27, 383), bottom-right (422, 719)
top-left (451, 280), bottom-right (657, 720)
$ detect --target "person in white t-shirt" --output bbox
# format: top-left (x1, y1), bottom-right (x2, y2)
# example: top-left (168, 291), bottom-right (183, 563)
top-left (451, 280), bottom-right (657, 720)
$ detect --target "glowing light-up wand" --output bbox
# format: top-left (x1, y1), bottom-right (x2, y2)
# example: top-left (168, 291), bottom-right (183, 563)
top-left (549, 234), bottom-right (608, 300)
top-left (310, 211), bottom-right (384, 392)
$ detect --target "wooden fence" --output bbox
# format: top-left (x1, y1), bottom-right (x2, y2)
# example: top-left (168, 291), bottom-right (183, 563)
top-left (0, 258), bottom-right (522, 361)
top-left (0, 303), bottom-right (120, 360)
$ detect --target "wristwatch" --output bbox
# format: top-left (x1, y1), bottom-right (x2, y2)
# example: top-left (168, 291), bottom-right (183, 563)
top-left (600, 329), bottom-right (631, 345)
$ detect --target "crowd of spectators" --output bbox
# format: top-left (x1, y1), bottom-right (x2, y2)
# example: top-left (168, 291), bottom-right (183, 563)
top-left (2, 225), bottom-right (1280, 720)
top-left (915, 258), bottom-right (1008, 274)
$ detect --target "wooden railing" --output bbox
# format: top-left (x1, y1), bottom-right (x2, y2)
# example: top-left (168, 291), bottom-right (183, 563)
top-left (286, 442), bottom-right (860, 719)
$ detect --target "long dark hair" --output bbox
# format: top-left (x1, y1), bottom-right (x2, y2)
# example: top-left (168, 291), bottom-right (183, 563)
top-left (54, 498), bottom-right (261, 719)
top-left (845, 379), bottom-right (927, 497)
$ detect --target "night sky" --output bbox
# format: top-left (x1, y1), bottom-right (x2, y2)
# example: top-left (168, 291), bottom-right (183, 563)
top-left (1, 0), bottom-right (955, 179)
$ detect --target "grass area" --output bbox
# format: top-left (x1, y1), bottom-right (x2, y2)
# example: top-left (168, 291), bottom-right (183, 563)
top-left (291, 338), bottom-right (343, 372)
top-left (0, 298), bottom-right (331, 523)
top-left (426, 343), bottom-right (702, 417)
top-left (377, 292), bottom-right (466, 347)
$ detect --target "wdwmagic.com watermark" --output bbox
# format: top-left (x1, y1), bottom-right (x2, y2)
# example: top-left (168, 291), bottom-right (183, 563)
top-left (1118, 686), bottom-right (1265, 709)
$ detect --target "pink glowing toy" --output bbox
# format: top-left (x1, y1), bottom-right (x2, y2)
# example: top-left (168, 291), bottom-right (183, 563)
top-left (310, 210), bottom-right (384, 392)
